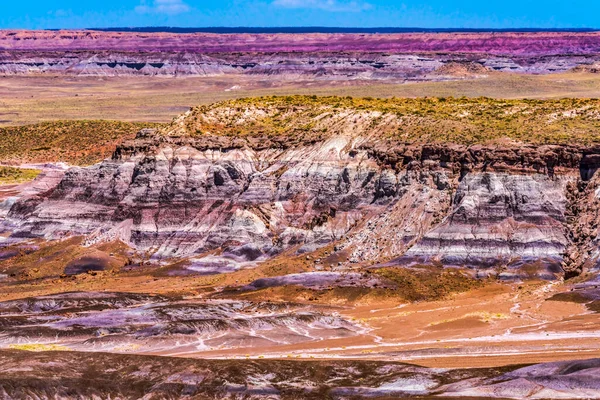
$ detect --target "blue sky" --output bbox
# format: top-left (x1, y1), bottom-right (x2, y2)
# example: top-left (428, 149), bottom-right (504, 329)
top-left (1, 0), bottom-right (598, 29)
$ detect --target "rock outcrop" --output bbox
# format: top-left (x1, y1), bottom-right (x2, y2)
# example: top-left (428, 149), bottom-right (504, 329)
top-left (0, 350), bottom-right (599, 399)
top-left (6, 99), bottom-right (600, 279)
top-left (396, 173), bottom-right (571, 280)
top-left (0, 292), bottom-right (365, 353)
top-left (2, 30), bottom-right (600, 77)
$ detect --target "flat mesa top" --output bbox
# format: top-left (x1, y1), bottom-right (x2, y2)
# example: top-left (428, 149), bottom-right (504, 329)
top-left (2, 30), bottom-right (600, 55)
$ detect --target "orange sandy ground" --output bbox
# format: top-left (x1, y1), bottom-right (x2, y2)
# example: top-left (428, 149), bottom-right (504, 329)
top-left (2, 257), bottom-right (598, 369)
top-left (163, 282), bottom-right (600, 369)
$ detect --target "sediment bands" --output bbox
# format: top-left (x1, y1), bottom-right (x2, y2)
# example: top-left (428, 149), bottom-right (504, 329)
top-left (3, 31), bottom-right (600, 54)
top-left (7, 97), bottom-right (600, 279)
top-left (115, 131), bottom-right (600, 176)
top-left (3, 31), bottom-right (600, 77)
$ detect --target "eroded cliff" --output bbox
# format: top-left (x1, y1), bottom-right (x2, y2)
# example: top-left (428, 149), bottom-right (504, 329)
top-left (3, 30), bottom-right (600, 77)
top-left (6, 96), bottom-right (600, 279)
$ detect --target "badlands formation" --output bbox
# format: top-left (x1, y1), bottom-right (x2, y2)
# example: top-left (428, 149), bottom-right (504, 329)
top-left (2, 97), bottom-right (600, 400)
top-left (2, 30), bottom-right (600, 77)
top-left (7, 96), bottom-right (600, 279)
top-left (3, 50), bottom-right (600, 396)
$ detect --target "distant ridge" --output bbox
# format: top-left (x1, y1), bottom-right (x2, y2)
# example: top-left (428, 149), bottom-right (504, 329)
top-left (88, 27), bottom-right (599, 34)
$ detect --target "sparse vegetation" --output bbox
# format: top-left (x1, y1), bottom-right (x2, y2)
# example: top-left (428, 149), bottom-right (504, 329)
top-left (0, 166), bottom-right (40, 184)
top-left (0, 120), bottom-right (162, 165)
top-left (178, 95), bottom-right (600, 146)
top-left (8, 343), bottom-right (70, 352)
top-left (6, 73), bottom-right (600, 127)
top-left (4, 94), bottom-right (600, 167)
top-left (374, 267), bottom-right (483, 301)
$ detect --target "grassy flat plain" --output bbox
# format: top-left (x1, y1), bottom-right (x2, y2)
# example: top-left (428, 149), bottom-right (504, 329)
top-left (2, 72), bottom-right (600, 126)
top-left (0, 121), bottom-right (160, 165)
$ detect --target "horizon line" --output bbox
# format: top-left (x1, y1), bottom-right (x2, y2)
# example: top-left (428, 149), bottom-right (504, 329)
top-left (65, 26), bottom-right (600, 34)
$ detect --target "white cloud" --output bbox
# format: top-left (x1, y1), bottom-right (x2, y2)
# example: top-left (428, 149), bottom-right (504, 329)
top-left (272, 0), bottom-right (372, 12)
top-left (135, 0), bottom-right (191, 15)
top-left (50, 9), bottom-right (70, 17)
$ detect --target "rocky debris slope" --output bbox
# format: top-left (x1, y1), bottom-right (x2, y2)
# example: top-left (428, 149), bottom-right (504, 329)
top-left (439, 358), bottom-right (600, 399)
top-left (0, 349), bottom-right (598, 399)
top-left (6, 97), bottom-right (600, 279)
top-left (561, 173), bottom-right (600, 278)
top-left (0, 292), bottom-right (365, 354)
top-left (2, 31), bottom-right (600, 77)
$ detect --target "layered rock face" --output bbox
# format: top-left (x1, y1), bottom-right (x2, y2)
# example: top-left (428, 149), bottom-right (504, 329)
top-left (2, 51), bottom-right (596, 78)
top-left (398, 173), bottom-right (571, 279)
top-left (4, 30), bottom-right (600, 55)
top-left (7, 100), bottom-right (600, 278)
top-left (2, 31), bottom-right (600, 77)
top-left (7, 131), bottom-right (406, 263)
top-left (2, 135), bottom-right (595, 278)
